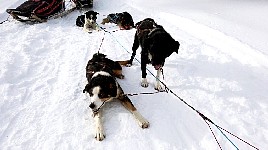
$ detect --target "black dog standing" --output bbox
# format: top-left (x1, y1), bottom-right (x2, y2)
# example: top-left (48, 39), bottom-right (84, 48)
top-left (128, 18), bottom-right (180, 91)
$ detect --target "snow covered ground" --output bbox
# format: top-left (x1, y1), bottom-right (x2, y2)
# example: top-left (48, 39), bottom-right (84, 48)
top-left (0, 0), bottom-right (267, 149)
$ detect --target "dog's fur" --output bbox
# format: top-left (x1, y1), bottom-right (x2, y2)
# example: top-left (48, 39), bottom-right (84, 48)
top-left (76, 10), bottom-right (100, 32)
top-left (83, 53), bottom-right (149, 141)
top-left (101, 12), bottom-right (134, 30)
top-left (128, 18), bottom-right (180, 90)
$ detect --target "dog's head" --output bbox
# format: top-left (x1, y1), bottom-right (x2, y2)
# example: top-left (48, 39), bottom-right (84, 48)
top-left (150, 40), bottom-right (180, 70)
top-left (135, 18), bottom-right (157, 29)
top-left (83, 71), bottom-right (118, 113)
top-left (85, 10), bottom-right (99, 24)
top-left (92, 53), bottom-right (106, 59)
top-left (117, 12), bottom-right (134, 30)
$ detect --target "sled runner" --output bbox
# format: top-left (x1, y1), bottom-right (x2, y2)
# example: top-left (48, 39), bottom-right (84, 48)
top-left (6, 0), bottom-right (93, 24)
top-left (72, 0), bottom-right (93, 8)
top-left (6, 0), bottom-right (66, 23)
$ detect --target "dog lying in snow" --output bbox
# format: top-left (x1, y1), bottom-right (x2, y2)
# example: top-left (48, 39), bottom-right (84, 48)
top-left (83, 53), bottom-right (149, 141)
top-left (126, 18), bottom-right (180, 91)
top-left (76, 10), bottom-right (100, 32)
top-left (101, 12), bottom-right (134, 30)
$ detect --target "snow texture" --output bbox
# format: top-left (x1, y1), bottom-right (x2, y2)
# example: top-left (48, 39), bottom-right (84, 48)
top-left (0, 0), bottom-right (267, 149)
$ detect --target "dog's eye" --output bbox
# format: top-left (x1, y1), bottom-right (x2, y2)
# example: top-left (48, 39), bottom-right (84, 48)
top-left (98, 93), bottom-right (107, 99)
top-left (89, 93), bottom-right (93, 97)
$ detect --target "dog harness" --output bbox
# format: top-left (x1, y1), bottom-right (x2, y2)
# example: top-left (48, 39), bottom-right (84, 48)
top-left (108, 13), bottom-right (120, 24)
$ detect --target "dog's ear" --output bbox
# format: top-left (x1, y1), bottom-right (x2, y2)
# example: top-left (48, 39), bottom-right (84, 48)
top-left (83, 84), bottom-right (91, 93)
top-left (94, 12), bottom-right (99, 15)
top-left (134, 21), bottom-right (142, 28)
top-left (174, 41), bottom-right (180, 53)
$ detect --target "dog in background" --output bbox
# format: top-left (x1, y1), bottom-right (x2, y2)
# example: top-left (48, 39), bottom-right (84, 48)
top-left (127, 18), bottom-right (180, 91)
top-left (76, 10), bottom-right (100, 32)
top-left (83, 53), bottom-right (149, 141)
top-left (101, 12), bottom-right (134, 30)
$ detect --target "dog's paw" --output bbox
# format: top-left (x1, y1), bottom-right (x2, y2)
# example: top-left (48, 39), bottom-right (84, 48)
top-left (83, 27), bottom-right (92, 33)
top-left (118, 74), bottom-right (124, 79)
top-left (132, 111), bottom-right (150, 128)
top-left (141, 78), bottom-right (149, 88)
top-left (139, 119), bottom-right (150, 129)
top-left (95, 130), bottom-right (105, 141)
top-left (154, 83), bottom-right (163, 91)
top-left (126, 63), bottom-right (132, 67)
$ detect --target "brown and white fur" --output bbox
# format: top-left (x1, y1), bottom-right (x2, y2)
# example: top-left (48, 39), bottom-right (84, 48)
top-left (83, 53), bottom-right (149, 141)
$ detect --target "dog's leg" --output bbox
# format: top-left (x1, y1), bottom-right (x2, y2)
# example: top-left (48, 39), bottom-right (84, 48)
top-left (141, 78), bottom-right (149, 88)
top-left (131, 109), bottom-right (150, 128)
top-left (113, 69), bottom-right (124, 79)
top-left (118, 87), bottom-right (149, 128)
top-left (116, 60), bottom-right (132, 66)
top-left (154, 69), bottom-right (163, 91)
top-left (83, 22), bottom-right (90, 32)
top-left (93, 111), bottom-right (105, 141)
top-left (101, 18), bottom-right (109, 25)
top-left (83, 17), bottom-right (92, 33)
top-left (92, 23), bottom-right (101, 31)
top-left (141, 54), bottom-right (149, 87)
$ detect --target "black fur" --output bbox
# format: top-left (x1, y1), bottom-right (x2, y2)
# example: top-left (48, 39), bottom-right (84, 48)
top-left (84, 73), bottom-right (118, 98)
top-left (102, 12), bottom-right (134, 30)
top-left (83, 53), bottom-right (122, 98)
top-left (129, 18), bottom-right (180, 78)
top-left (85, 53), bottom-right (122, 82)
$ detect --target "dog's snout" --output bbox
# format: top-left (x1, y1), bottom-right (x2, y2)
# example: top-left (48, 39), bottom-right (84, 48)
top-left (89, 102), bottom-right (96, 109)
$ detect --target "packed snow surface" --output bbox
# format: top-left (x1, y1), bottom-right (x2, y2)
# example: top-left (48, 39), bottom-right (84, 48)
top-left (0, 0), bottom-right (267, 149)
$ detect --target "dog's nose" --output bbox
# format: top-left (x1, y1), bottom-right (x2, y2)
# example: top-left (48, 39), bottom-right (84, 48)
top-left (89, 102), bottom-right (96, 109)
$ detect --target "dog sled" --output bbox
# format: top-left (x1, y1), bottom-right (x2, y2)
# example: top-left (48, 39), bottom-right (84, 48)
top-left (6, 0), bottom-right (93, 24)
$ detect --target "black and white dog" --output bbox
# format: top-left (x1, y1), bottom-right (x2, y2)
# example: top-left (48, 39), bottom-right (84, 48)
top-left (127, 18), bottom-right (180, 91)
top-left (83, 53), bottom-right (149, 141)
top-left (76, 10), bottom-right (100, 32)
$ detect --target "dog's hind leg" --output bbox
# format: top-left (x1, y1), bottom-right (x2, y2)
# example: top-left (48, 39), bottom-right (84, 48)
top-left (118, 86), bottom-right (149, 128)
top-left (101, 18), bottom-right (109, 25)
top-left (93, 111), bottom-right (105, 141)
top-left (113, 69), bottom-right (124, 79)
top-left (113, 61), bottom-right (124, 79)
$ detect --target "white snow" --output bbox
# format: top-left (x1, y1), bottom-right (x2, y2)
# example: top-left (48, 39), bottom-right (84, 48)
top-left (1, 0), bottom-right (268, 149)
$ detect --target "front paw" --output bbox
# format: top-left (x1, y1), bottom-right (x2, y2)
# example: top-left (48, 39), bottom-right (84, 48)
top-left (83, 27), bottom-right (88, 31)
top-left (132, 111), bottom-right (150, 128)
top-left (141, 78), bottom-right (149, 87)
top-left (139, 119), bottom-right (150, 128)
top-left (95, 130), bottom-right (105, 141)
top-left (154, 82), bottom-right (163, 91)
top-left (119, 74), bottom-right (124, 79)
top-left (126, 63), bottom-right (132, 67)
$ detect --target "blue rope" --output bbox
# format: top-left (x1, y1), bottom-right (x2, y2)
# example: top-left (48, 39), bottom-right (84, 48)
top-left (108, 14), bottom-right (119, 24)
top-left (215, 125), bottom-right (239, 150)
